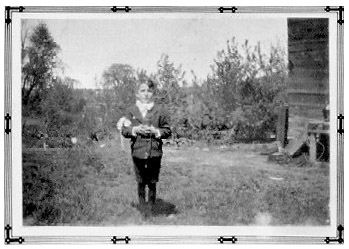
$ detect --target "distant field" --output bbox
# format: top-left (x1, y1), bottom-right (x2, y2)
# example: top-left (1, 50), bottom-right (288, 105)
top-left (23, 137), bottom-right (330, 226)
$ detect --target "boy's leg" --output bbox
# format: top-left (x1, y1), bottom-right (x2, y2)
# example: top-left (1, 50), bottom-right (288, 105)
top-left (148, 182), bottom-right (156, 206)
top-left (138, 183), bottom-right (146, 206)
top-left (146, 157), bottom-right (161, 209)
top-left (138, 183), bottom-right (151, 218)
top-left (132, 157), bottom-right (147, 206)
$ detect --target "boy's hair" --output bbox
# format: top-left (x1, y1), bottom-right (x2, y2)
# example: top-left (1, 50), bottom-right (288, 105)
top-left (137, 79), bottom-right (156, 91)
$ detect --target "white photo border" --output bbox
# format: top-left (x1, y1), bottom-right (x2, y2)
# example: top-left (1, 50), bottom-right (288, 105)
top-left (4, 5), bottom-right (344, 244)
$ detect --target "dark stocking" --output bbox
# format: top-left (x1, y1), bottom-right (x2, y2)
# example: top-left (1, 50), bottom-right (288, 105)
top-left (148, 183), bottom-right (157, 205)
top-left (137, 183), bottom-right (146, 206)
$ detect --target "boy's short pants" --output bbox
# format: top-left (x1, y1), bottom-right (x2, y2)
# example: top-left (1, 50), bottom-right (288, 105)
top-left (132, 157), bottom-right (162, 184)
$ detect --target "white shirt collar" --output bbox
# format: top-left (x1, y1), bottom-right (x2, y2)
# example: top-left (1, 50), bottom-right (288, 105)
top-left (136, 100), bottom-right (154, 117)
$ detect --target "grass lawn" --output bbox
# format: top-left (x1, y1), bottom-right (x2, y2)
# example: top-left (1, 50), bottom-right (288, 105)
top-left (23, 137), bottom-right (330, 226)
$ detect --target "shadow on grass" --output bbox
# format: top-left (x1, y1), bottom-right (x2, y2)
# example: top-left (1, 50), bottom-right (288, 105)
top-left (132, 198), bottom-right (178, 217)
top-left (152, 198), bottom-right (178, 216)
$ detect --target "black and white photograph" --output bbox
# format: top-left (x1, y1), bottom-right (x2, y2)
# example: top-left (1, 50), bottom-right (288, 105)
top-left (2, 3), bottom-right (344, 245)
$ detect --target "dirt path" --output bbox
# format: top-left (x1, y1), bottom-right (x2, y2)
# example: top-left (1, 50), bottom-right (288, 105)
top-left (163, 146), bottom-right (279, 170)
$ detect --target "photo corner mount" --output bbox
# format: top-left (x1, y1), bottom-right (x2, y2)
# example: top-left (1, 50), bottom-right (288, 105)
top-left (4, 113), bottom-right (11, 134)
top-left (218, 236), bottom-right (238, 244)
top-left (338, 114), bottom-right (344, 134)
top-left (5, 6), bottom-right (25, 25)
top-left (324, 225), bottom-right (344, 244)
top-left (4, 225), bottom-right (25, 245)
top-left (111, 236), bottom-right (131, 244)
top-left (218, 7), bottom-right (238, 13)
top-left (324, 6), bottom-right (344, 25)
top-left (110, 6), bottom-right (131, 13)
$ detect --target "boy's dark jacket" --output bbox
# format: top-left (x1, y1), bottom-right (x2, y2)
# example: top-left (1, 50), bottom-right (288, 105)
top-left (121, 103), bottom-right (171, 159)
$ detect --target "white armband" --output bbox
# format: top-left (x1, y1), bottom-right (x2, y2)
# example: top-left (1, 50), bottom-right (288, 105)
top-left (132, 127), bottom-right (137, 136)
top-left (155, 129), bottom-right (161, 138)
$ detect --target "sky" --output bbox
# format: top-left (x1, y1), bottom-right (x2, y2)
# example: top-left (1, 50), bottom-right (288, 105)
top-left (23, 14), bottom-right (287, 89)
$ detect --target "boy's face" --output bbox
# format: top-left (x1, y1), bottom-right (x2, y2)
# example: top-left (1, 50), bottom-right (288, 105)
top-left (136, 83), bottom-right (154, 104)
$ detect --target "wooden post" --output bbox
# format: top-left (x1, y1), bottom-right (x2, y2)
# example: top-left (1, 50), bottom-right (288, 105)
top-left (309, 133), bottom-right (317, 162)
top-left (276, 105), bottom-right (289, 148)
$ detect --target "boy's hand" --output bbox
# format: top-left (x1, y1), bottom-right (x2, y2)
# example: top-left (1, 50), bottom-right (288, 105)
top-left (133, 125), bottom-right (160, 137)
top-left (133, 125), bottom-right (148, 134)
top-left (144, 125), bottom-right (158, 134)
top-left (143, 125), bottom-right (161, 137)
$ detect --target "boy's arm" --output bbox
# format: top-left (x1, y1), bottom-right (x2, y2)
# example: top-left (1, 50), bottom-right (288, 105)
top-left (157, 110), bottom-right (171, 139)
top-left (121, 110), bottom-right (136, 138)
top-left (121, 125), bottom-right (134, 138)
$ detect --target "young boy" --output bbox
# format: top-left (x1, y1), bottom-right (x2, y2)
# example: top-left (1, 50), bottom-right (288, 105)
top-left (121, 80), bottom-right (171, 216)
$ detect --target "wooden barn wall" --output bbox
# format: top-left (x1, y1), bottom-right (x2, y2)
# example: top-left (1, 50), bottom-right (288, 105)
top-left (287, 18), bottom-right (329, 120)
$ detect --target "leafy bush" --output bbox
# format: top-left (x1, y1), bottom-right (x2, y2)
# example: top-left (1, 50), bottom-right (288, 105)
top-left (144, 40), bottom-right (287, 144)
top-left (207, 39), bottom-right (286, 141)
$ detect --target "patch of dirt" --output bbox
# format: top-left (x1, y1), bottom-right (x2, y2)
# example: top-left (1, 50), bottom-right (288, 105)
top-left (163, 146), bottom-right (273, 169)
